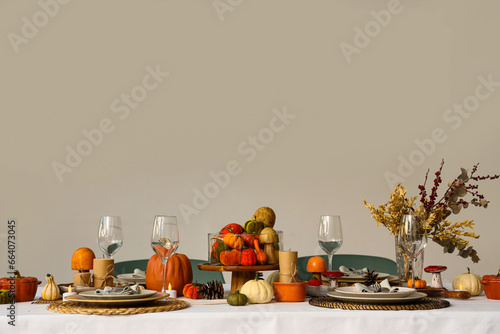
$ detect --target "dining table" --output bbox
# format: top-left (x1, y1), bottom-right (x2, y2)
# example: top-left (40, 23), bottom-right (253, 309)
top-left (1, 284), bottom-right (500, 334)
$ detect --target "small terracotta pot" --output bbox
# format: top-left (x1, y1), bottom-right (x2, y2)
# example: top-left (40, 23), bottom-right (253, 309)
top-left (273, 281), bottom-right (306, 302)
top-left (481, 275), bottom-right (500, 300)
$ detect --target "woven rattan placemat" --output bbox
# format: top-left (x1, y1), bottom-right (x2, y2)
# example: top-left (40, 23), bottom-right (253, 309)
top-left (46, 299), bottom-right (189, 315)
top-left (309, 296), bottom-right (450, 310)
top-left (33, 298), bottom-right (63, 304)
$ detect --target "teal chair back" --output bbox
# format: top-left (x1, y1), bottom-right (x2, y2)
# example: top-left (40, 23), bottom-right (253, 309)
top-left (190, 259), bottom-right (225, 284)
top-left (114, 259), bottom-right (225, 284)
top-left (114, 259), bottom-right (148, 275)
top-left (297, 254), bottom-right (397, 281)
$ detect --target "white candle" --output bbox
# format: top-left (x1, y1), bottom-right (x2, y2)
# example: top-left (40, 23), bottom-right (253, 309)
top-left (165, 283), bottom-right (177, 299)
top-left (63, 285), bottom-right (77, 301)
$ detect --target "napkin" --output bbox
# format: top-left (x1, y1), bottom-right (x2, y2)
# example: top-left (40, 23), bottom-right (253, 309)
top-left (354, 279), bottom-right (399, 293)
top-left (132, 269), bottom-right (146, 277)
top-left (95, 284), bottom-right (142, 295)
top-left (339, 266), bottom-right (368, 276)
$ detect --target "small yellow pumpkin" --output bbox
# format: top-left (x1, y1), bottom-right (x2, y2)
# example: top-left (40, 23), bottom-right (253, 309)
top-left (41, 274), bottom-right (60, 301)
top-left (240, 272), bottom-right (273, 304)
top-left (452, 267), bottom-right (483, 296)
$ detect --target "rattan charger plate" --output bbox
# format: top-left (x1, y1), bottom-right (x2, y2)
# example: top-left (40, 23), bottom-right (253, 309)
top-left (47, 299), bottom-right (189, 315)
top-left (309, 296), bottom-right (450, 311)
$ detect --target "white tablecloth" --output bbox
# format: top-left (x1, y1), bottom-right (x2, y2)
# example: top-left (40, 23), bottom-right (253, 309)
top-left (2, 288), bottom-right (500, 334)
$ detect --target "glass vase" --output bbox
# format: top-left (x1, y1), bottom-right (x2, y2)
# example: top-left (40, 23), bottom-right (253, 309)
top-left (395, 236), bottom-right (424, 286)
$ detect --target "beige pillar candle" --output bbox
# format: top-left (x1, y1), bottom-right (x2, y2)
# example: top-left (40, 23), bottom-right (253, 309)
top-left (279, 251), bottom-right (298, 283)
top-left (93, 259), bottom-right (114, 287)
top-left (74, 272), bottom-right (92, 287)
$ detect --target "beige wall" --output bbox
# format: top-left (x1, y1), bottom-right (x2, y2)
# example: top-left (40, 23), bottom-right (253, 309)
top-left (1, 0), bottom-right (499, 285)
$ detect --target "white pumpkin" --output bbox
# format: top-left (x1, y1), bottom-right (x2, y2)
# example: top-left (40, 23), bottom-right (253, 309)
top-left (266, 271), bottom-right (280, 289)
top-left (241, 273), bottom-right (274, 304)
top-left (452, 267), bottom-right (483, 296)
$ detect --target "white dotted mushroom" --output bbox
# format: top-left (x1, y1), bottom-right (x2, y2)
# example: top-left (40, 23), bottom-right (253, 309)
top-left (425, 265), bottom-right (447, 289)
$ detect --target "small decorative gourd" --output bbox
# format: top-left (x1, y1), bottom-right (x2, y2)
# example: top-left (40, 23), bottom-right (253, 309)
top-left (41, 274), bottom-right (60, 301)
top-left (227, 290), bottom-right (248, 306)
top-left (452, 267), bottom-right (483, 296)
top-left (240, 272), bottom-right (273, 304)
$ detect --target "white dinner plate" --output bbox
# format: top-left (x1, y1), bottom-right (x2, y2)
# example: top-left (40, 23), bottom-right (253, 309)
top-left (335, 272), bottom-right (390, 280)
top-left (334, 286), bottom-right (416, 298)
top-left (79, 289), bottom-right (157, 300)
top-left (327, 291), bottom-right (427, 304)
top-left (65, 292), bottom-right (168, 306)
top-left (116, 274), bottom-right (146, 284)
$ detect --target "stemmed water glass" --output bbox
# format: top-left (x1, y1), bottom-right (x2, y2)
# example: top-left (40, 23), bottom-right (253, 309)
top-left (398, 214), bottom-right (427, 288)
top-left (97, 216), bottom-right (123, 258)
top-left (151, 215), bottom-right (179, 293)
top-left (318, 215), bottom-right (343, 271)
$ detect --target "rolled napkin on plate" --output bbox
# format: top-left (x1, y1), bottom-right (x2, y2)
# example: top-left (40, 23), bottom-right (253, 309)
top-left (95, 284), bottom-right (142, 295)
top-left (339, 266), bottom-right (368, 276)
top-left (354, 279), bottom-right (399, 293)
top-left (132, 269), bottom-right (146, 277)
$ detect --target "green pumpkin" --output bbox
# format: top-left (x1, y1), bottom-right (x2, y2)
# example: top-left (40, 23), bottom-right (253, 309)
top-left (227, 290), bottom-right (248, 306)
top-left (0, 290), bottom-right (11, 304)
top-left (244, 220), bottom-right (265, 234)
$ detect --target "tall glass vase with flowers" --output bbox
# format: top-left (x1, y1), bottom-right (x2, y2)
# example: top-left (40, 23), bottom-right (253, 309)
top-left (363, 160), bottom-right (499, 283)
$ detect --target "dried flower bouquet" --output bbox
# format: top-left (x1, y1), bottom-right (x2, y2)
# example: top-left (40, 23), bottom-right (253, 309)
top-left (363, 161), bottom-right (499, 263)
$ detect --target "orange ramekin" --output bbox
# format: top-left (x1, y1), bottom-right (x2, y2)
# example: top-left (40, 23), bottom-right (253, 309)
top-left (273, 281), bottom-right (307, 302)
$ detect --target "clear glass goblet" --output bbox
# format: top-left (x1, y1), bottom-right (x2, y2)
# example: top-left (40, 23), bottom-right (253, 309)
top-left (151, 215), bottom-right (179, 293)
top-left (318, 215), bottom-right (343, 271)
top-left (97, 216), bottom-right (123, 259)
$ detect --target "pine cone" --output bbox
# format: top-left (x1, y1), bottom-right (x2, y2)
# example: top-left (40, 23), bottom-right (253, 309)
top-left (362, 269), bottom-right (379, 286)
top-left (197, 280), bottom-right (224, 299)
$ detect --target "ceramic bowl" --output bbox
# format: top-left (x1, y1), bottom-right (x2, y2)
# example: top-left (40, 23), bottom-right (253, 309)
top-left (273, 281), bottom-right (306, 302)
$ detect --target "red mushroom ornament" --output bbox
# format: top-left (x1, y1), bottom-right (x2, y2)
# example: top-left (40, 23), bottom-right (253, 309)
top-left (322, 271), bottom-right (344, 288)
top-left (425, 265), bottom-right (447, 289)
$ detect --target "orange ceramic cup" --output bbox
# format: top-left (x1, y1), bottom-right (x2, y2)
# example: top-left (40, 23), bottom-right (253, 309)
top-left (273, 281), bottom-right (307, 302)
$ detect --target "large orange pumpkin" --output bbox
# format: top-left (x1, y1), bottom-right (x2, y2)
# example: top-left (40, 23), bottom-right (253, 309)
top-left (145, 253), bottom-right (193, 296)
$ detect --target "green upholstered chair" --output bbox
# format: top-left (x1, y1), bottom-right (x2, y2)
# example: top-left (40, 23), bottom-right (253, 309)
top-left (114, 259), bottom-right (225, 284)
top-left (297, 254), bottom-right (397, 281)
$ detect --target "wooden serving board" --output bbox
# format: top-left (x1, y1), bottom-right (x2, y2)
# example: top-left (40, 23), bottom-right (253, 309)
top-left (416, 287), bottom-right (471, 299)
top-left (197, 263), bottom-right (279, 294)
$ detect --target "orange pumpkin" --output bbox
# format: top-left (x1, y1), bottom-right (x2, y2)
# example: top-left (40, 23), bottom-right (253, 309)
top-left (145, 253), bottom-right (193, 296)
top-left (182, 283), bottom-right (201, 299)
top-left (220, 249), bottom-right (241, 266)
top-left (222, 233), bottom-right (244, 250)
top-left (71, 247), bottom-right (96, 271)
top-left (408, 278), bottom-right (427, 289)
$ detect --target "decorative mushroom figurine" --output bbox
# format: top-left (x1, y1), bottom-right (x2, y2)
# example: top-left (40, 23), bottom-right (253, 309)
top-left (306, 256), bottom-right (327, 282)
top-left (425, 265), bottom-right (447, 289)
top-left (71, 247), bottom-right (95, 273)
top-left (322, 271), bottom-right (344, 288)
top-left (259, 227), bottom-right (279, 264)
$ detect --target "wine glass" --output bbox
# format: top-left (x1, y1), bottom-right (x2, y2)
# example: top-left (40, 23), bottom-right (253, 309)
top-left (97, 216), bottom-right (123, 258)
top-left (151, 215), bottom-right (179, 293)
top-left (398, 214), bottom-right (427, 288)
top-left (318, 215), bottom-right (343, 271)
